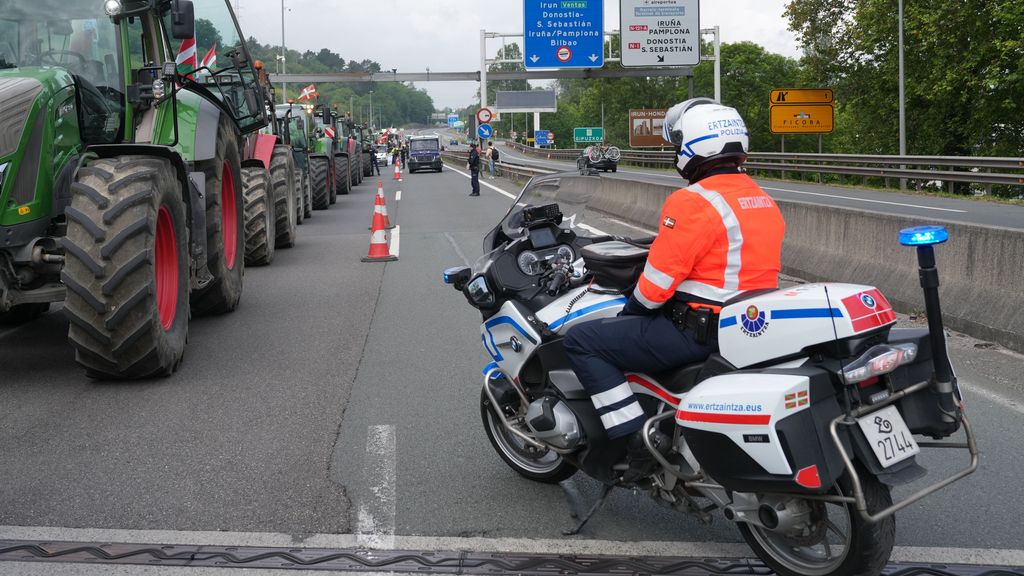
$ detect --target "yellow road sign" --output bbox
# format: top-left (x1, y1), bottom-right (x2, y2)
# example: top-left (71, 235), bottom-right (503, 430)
top-left (770, 88), bottom-right (833, 105)
top-left (770, 104), bottom-right (834, 134)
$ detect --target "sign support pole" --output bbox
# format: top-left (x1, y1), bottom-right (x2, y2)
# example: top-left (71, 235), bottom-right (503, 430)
top-left (818, 134), bottom-right (823, 183)
top-left (534, 112), bottom-right (540, 148)
top-left (480, 29), bottom-right (487, 114)
top-left (780, 135), bottom-right (786, 181)
top-left (713, 26), bottom-right (721, 102)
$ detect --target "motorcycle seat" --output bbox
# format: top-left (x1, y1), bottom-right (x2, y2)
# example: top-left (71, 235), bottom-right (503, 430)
top-left (650, 353), bottom-right (736, 395)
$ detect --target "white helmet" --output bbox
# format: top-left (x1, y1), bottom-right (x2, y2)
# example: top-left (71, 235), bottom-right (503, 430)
top-left (662, 98), bottom-right (749, 180)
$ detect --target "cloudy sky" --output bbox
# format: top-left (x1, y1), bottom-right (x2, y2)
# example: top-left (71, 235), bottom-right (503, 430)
top-left (234, 0), bottom-right (801, 109)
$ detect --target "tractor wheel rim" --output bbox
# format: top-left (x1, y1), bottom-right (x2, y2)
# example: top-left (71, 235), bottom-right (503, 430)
top-left (221, 161), bottom-right (238, 270)
top-left (155, 205), bottom-right (179, 331)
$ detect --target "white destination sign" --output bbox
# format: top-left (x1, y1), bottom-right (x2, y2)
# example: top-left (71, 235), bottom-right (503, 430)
top-left (620, 0), bottom-right (700, 67)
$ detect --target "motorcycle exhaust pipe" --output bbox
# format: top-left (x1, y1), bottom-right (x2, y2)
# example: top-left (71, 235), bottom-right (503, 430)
top-left (900, 226), bottom-right (959, 425)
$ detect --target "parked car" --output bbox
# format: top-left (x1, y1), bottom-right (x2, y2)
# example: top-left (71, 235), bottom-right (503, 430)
top-left (577, 144), bottom-right (620, 173)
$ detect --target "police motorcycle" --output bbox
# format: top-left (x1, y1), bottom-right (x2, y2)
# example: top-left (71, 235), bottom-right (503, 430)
top-left (443, 172), bottom-right (978, 576)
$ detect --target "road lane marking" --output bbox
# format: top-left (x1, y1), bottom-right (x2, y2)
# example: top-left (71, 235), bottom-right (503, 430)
top-left (445, 166), bottom-right (516, 199)
top-left (0, 526), bottom-right (1021, 565)
top-left (389, 226), bottom-right (400, 259)
top-left (356, 424), bottom-right (396, 549)
top-left (962, 379), bottom-right (1024, 416)
top-left (396, 190), bottom-right (402, 201)
top-left (762, 186), bottom-right (968, 213)
top-left (606, 217), bottom-right (656, 235)
top-left (444, 233), bottom-right (471, 267)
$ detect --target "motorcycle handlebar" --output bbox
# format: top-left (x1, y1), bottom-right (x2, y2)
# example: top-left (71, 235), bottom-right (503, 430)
top-left (547, 270), bottom-right (568, 296)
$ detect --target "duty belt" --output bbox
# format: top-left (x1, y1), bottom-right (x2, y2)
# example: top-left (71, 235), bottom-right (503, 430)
top-left (669, 302), bottom-right (719, 345)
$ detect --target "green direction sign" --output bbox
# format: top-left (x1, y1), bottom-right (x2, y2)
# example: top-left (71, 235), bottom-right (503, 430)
top-left (574, 127), bottom-right (604, 143)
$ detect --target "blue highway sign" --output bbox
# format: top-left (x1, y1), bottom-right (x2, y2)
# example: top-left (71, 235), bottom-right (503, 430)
top-left (535, 130), bottom-right (552, 145)
top-left (477, 123), bottom-right (494, 139)
top-left (447, 114), bottom-right (459, 128)
top-left (524, 0), bottom-right (604, 69)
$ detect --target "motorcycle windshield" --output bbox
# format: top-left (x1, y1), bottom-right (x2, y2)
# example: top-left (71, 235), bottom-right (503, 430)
top-left (482, 171), bottom-right (660, 255)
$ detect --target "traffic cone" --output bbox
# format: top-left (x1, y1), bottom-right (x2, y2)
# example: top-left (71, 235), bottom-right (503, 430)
top-left (372, 182), bottom-right (394, 230)
top-left (547, 153), bottom-right (551, 159)
top-left (361, 201), bottom-right (397, 262)
top-left (393, 161), bottom-right (401, 181)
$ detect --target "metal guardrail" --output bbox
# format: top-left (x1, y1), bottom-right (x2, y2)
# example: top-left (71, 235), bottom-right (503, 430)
top-left (504, 143), bottom-right (1024, 190)
top-left (441, 150), bottom-right (556, 182)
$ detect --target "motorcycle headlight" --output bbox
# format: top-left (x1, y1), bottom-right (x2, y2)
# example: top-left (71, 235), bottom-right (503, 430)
top-left (465, 275), bottom-right (495, 307)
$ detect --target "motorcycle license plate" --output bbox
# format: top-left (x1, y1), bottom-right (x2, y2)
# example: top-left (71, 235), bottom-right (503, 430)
top-left (856, 405), bottom-right (920, 468)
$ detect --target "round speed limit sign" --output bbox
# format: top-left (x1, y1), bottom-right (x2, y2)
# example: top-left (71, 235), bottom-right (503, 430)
top-left (476, 108), bottom-right (493, 124)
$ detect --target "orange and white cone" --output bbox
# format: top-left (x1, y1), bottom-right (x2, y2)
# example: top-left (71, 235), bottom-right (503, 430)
top-left (393, 161), bottom-right (401, 181)
top-left (361, 202), bottom-right (397, 262)
top-left (373, 182), bottom-right (394, 229)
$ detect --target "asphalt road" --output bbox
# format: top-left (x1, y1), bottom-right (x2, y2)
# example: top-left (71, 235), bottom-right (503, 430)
top-left (1, 160), bottom-right (1023, 565)
top-left (490, 139), bottom-right (1024, 231)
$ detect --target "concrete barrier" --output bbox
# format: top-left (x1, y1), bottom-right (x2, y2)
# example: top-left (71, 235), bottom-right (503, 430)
top-left (587, 178), bottom-right (1024, 353)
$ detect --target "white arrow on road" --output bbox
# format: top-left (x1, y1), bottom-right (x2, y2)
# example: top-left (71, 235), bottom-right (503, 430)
top-left (588, 54), bottom-right (598, 62)
top-left (530, 55), bottom-right (540, 63)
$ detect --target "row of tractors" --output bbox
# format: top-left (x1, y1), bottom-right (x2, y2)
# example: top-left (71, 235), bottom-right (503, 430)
top-left (0, 0), bottom-right (373, 379)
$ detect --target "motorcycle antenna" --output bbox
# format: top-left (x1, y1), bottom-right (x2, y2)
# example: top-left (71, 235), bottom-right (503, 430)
top-left (823, 285), bottom-right (855, 416)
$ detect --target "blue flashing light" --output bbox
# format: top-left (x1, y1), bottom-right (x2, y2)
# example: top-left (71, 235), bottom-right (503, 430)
top-left (443, 272), bottom-right (451, 284)
top-left (899, 225), bottom-right (949, 246)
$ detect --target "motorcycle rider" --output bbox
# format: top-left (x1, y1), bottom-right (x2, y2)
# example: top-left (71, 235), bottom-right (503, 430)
top-left (564, 98), bottom-right (786, 482)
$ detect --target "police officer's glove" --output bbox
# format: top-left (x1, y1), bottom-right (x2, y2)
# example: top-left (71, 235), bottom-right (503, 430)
top-left (619, 294), bottom-right (655, 317)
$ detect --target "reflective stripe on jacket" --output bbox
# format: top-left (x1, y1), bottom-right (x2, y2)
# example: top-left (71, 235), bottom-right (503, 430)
top-left (633, 172), bottom-right (785, 309)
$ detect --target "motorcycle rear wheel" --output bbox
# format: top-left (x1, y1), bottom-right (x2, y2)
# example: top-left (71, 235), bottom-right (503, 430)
top-left (738, 471), bottom-right (894, 576)
top-left (480, 387), bottom-right (577, 484)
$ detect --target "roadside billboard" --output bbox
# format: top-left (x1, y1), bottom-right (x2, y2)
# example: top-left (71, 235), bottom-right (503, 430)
top-left (629, 108), bottom-right (668, 147)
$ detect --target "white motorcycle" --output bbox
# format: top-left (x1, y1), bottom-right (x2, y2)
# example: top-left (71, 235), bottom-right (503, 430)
top-left (443, 172), bottom-right (977, 576)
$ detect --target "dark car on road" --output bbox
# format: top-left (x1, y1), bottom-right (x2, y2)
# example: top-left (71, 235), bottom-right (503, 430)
top-left (576, 145), bottom-right (620, 173)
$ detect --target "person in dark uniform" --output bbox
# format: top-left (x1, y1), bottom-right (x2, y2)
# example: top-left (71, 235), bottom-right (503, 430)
top-left (370, 147), bottom-right (381, 176)
top-left (468, 143), bottom-right (481, 196)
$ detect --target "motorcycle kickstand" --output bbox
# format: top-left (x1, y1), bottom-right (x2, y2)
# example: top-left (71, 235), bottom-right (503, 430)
top-left (562, 484), bottom-right (614, 536)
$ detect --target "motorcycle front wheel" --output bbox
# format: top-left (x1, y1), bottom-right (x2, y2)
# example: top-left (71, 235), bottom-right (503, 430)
top-left (738, 471), bottom-right (895, 576)
top-left (480, 387), bottom-right (577, 484)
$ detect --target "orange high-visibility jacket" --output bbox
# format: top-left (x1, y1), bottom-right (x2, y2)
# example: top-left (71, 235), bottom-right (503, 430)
top-left (633, 172), bottom-right (785, 310)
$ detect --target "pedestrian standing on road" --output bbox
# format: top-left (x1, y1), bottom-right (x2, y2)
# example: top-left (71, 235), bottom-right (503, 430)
top-left (468, 142), bottom-right (481, 196)
top-left (391, 144), bottom-right (400, 167)
top-left (485, 142), bottom-right (495, 179)
top-left (371, 148), bottom-right (381, 176)
top-left (490, 143), bottom-right (500, 178)
top-left (401, 143), bottom-right (409, 168)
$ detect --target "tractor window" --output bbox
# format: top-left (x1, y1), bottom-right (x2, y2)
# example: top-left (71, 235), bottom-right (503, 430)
top-left (162, 0), bottom-right (266, 133)
top-left (289, 116), bottom-right (307, 150)
top-left (0, 0), bottom-right (126, 144)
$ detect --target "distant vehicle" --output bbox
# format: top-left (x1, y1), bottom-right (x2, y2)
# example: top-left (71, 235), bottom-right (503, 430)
top-left (577, 144), bottom-right (620, 173)
top-left (450, 138), bottom-right (459, 146)
top-left (408, 134), bottom-right (443, 173)
top-left (375, 145), bottom-right (390, 166)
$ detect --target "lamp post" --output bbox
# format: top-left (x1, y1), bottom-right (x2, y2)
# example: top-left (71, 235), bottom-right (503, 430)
top-left (280, 0), bottom-right (286, 103)
top-left (369, 90), bottom-right (373, 130)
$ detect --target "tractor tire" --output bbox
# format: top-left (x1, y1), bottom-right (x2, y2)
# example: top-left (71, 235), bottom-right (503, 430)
top-left (0, 303), bottom-right (50, 326)
top-left (192, 115), bottom-right (244, 316)
top-left (270, 146), bottom-right (298, 248)
top-left (62, 156), bottom-right (189, 379)
top-left (242, 166), bottom-right (275, 266)
top-left (294, 169), bottom-right (305, 225)
top-left (301, 168), bottom-right (313, 219)
top-left (310, 156), bottom-right (331, 210)
top-left (363, 155), bottom-right (372, 177)
top-left (332, 155), bottom-right (349, 200)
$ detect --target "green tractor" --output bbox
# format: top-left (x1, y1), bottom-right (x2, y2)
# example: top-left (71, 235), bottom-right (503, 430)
top-left (338, 112), bottom-right (362, 189)
top-left (240, 62), bottom-right (299, 267)
top-left (355, 124), bottom-right (374, 179)
top-left (309, 104), bottom-right (347, 209)
top-left (275, 102), bottom-right (314, 222)
top-left (0, 0), bottom-right (268, 378)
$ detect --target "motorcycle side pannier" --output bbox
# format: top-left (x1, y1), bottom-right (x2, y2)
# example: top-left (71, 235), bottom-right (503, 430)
top-left (581, 241), bottom-right (648, 291)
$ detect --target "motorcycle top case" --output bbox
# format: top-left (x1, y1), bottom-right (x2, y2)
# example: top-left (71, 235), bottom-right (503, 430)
top-left (717, 283), bottom-right (896, 368)
top-left (676, 368), bottom-right (847, 494)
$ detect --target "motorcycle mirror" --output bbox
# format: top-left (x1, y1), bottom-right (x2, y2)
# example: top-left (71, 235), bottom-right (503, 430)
top-left (443, 266), bottom-right (472, 290)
